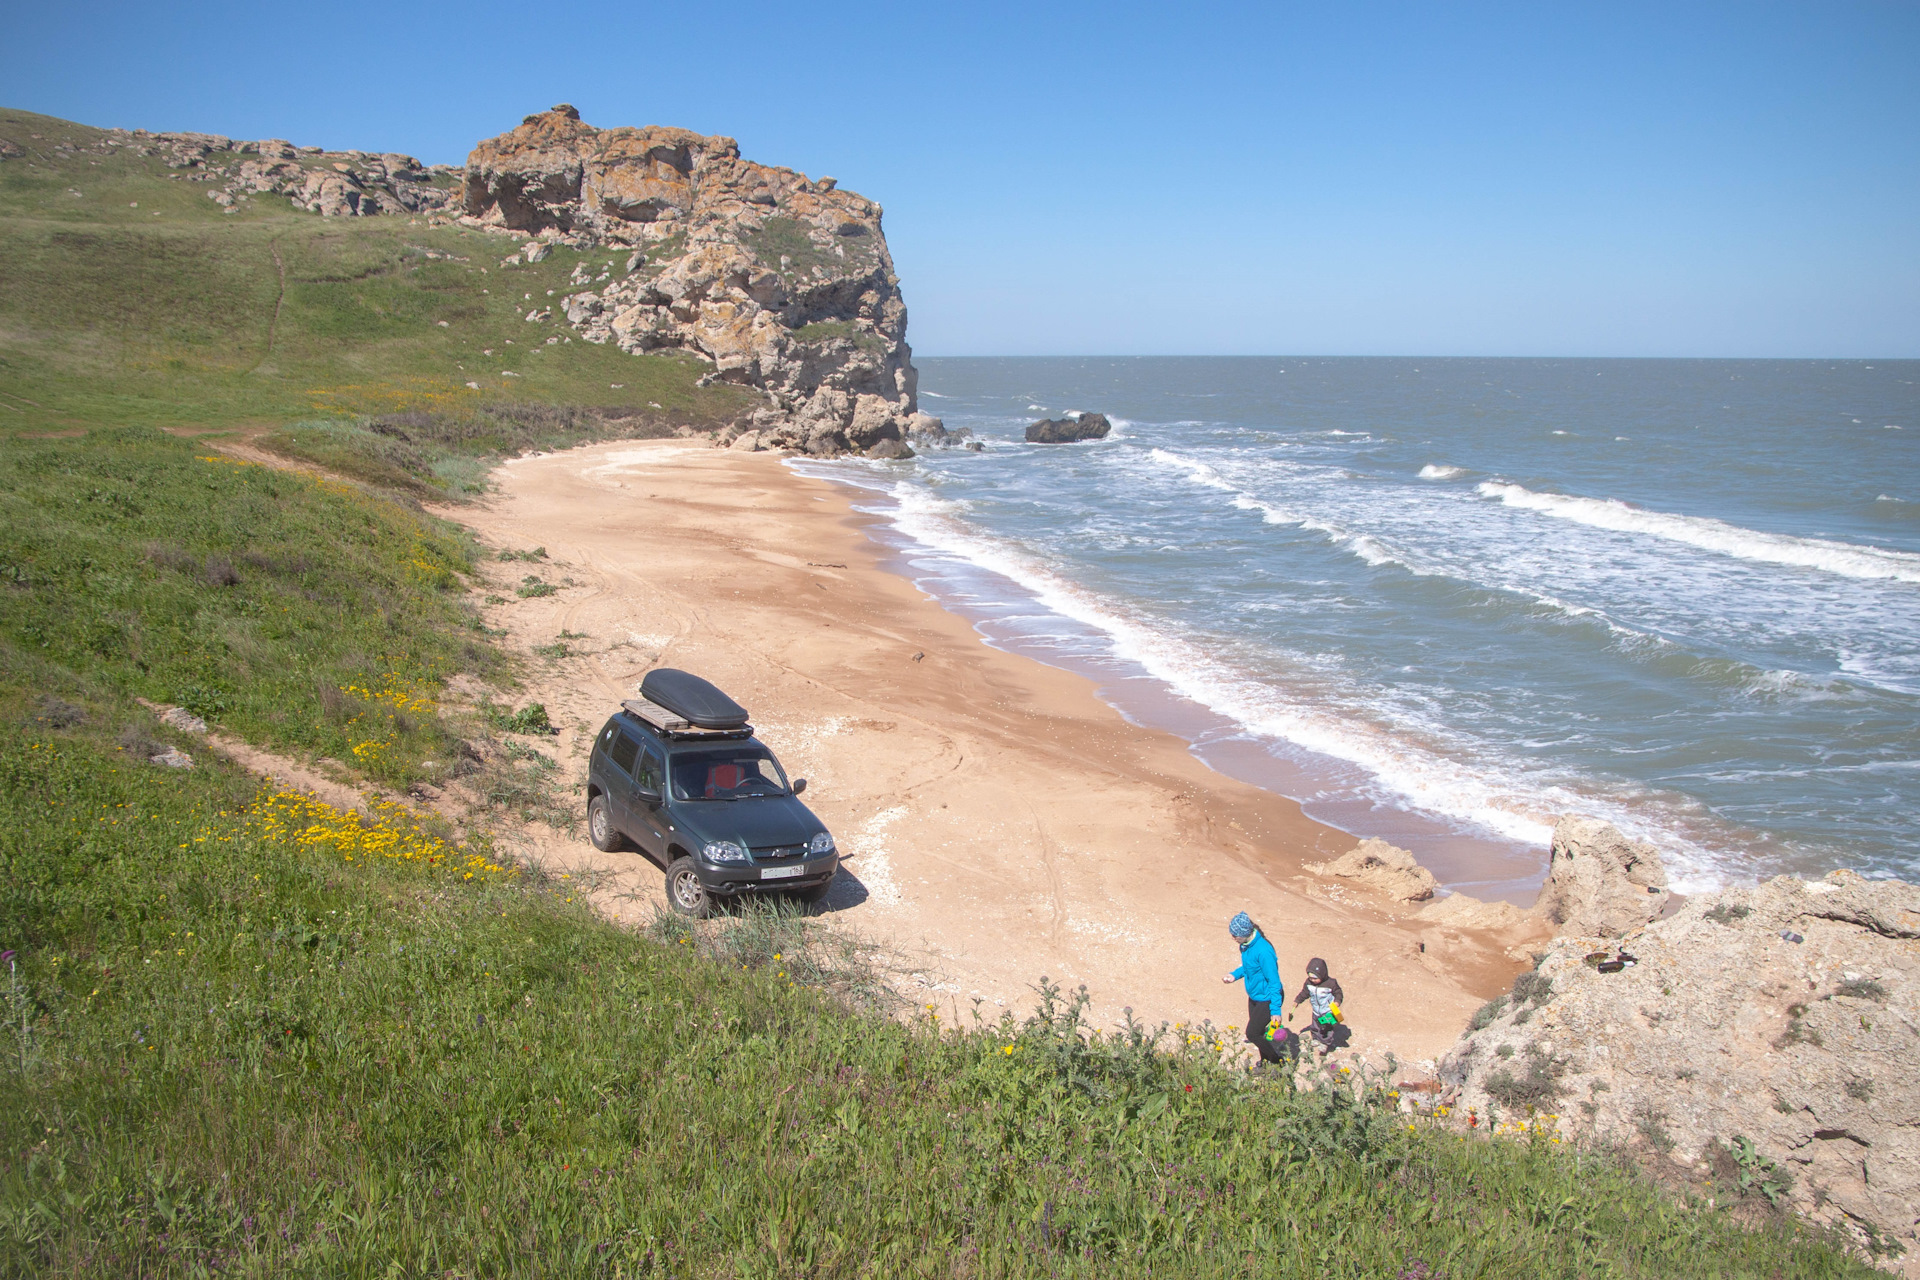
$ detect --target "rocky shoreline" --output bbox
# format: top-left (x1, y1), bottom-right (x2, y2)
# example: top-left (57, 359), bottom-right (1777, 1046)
top-left (1411, 820), bottom-right (1920, 1268)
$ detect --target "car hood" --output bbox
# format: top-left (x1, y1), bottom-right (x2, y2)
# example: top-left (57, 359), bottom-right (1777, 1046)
top-left (670, 796), bottom-right (824, 849)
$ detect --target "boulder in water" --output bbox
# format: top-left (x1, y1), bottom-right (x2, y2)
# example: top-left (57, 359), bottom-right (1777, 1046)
top-left (1026, 412), bottom-right (1111, 444)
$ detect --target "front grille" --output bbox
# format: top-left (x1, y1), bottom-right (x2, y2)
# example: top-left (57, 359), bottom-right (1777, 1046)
top-left (752, 843), bottom-right (807, 861)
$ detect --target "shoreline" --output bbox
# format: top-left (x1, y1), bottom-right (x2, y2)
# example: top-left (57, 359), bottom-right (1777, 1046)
top-left (794, 457), bottom-right (1553, 907)
top-left (454, 439), bottom-right (1542, 1066)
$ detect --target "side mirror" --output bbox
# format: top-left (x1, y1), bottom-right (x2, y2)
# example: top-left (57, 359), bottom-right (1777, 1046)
top-left (635, 786), bottom-right (662, 805)
top-left (791, 778), bottom-right (807, 795)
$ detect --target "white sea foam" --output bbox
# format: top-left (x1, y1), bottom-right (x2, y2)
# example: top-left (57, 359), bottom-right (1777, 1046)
top-left (1151, 448), bottom-right (1430, 574)
top-left (1418, 464), bottom-right (1466, 480)
top-left (1477, 481), bottom-right (1920, 583)
top-left (881, 481), bottom-right (1596, 849)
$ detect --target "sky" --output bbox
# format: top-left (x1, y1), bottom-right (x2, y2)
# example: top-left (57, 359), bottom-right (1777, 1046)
top-left (6, 1), bottom-right (1918, 357)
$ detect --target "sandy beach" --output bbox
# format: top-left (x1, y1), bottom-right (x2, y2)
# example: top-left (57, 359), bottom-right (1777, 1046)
top-left (453, 439), bottom-right (1539, 1067)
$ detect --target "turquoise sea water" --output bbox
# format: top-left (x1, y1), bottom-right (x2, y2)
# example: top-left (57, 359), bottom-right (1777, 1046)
top-left (799, 358), bottom-right (1919, 895)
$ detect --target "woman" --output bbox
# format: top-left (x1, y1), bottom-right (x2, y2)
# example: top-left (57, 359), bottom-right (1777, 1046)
top-left (1221, 911), bottom-right (1289, 1067)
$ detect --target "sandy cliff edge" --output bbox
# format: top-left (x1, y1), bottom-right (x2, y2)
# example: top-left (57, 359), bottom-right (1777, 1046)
top-left (447, 439), bottom-right (1543, 1067)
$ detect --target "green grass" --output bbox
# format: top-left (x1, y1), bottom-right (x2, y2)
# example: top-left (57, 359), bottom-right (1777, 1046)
top-left (0, 107), bottom-right (755, 445)
top-left (0, 426), bottom-right (492, 791)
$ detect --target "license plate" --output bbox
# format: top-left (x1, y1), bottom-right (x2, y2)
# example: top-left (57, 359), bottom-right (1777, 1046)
top-left (760, 864), bottom-right (804, 881)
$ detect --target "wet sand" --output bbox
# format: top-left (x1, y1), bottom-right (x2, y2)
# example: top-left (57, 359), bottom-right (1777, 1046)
top-left (451, 439), bottom-right (1540, 1068)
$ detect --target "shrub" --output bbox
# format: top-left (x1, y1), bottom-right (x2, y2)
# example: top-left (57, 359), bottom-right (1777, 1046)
top-left (1836, 978), bottom-right (1887, 1002)
top-left (1485, 1046), bottom-right (1563, 1112)
top-left (1775, 1003), bottom-right (1824, 1049)
top-left (483, 701), bottom-right (552, 734)
top-left (1512, 967), bottom-right (1552, 1007)
top-left (1470, 994), bottom-right (1509, 1031)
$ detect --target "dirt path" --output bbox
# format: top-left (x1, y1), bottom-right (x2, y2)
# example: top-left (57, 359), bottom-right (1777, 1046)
top-left (437, 440), bottom-right (1538, 1068)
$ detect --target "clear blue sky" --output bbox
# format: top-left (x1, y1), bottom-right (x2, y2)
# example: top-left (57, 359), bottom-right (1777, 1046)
top-left (7, 1), bottom-right (1917, 357)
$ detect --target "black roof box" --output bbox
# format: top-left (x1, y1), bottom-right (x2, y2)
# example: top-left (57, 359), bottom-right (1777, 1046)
top-left (639, 669), bottom-right (749, 731)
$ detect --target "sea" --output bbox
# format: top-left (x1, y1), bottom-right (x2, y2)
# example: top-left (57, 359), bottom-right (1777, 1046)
top-left (793, 358), bottom-right (1920, 899)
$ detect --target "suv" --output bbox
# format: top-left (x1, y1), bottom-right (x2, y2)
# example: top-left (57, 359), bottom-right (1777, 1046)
top-left (585, 669), bottom-right (837, 916)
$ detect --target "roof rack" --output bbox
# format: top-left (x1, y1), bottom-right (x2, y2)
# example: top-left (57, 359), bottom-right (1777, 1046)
top-left (621, 697), bottom-right (754, 740)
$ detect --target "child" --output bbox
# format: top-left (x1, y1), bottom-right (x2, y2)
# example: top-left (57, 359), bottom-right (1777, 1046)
top-left (1292, 957), bottom-right (1347, 1050)
top-left (1220, 911), bottom-right (1288, 1069)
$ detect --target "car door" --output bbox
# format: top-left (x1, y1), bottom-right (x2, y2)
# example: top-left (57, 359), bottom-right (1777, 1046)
top-left (603, 730), bottom-right (643, 836)
top-left (626, 745), bottom-right (669, 858)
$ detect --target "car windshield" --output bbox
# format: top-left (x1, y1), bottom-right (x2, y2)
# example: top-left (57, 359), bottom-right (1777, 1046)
top-left (669, 749), bottom-right (790, 801)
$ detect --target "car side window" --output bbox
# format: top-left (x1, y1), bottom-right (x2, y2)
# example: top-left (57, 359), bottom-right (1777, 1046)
top-left (634, 749), bottom-right (663, 793)
top-left (608, 733), bottom-right (640, 774)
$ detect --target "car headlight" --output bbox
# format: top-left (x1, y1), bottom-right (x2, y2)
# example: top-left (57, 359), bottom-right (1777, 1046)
top-left (809, 831), bottom-right (835, 856)
top-left (702, 840), bottom-right (749, 864)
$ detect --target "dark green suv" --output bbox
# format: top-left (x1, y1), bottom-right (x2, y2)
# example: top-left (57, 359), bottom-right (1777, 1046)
top-left (585, 670), bottom-right (837, 916)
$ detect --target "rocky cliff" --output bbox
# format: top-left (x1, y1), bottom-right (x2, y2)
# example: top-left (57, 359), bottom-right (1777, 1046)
top-left (1437, 833), bottom-right (1920, 1269)
top-left (458, 105), bottom-right (935, 457)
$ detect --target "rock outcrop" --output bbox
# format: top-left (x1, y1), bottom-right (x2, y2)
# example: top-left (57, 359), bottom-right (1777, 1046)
top-left (1530, 815), bottom-right (1670, 937)
top-left (101, 129), bottom-right (460, 217)
top-left (460, 105), bottom-right (922, 458)
top-left (1440, 869), bottom-right (1920, 1267)
top-left (1026, 412), bottom-right (1112, 444)
top-left (1308, 838), bottom-right (1439, 903)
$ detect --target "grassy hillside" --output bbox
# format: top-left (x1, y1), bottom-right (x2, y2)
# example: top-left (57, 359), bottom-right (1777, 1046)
top-left (0, 108), bottom-right (1883, 1276)
top-left (0, 716), bottom-right (1872, 1278)
top-left (0, 107), bottom-right (753, 491)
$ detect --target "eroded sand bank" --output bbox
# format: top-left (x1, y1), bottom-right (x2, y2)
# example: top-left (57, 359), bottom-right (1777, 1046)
top-left (451, 440), bottom-right (1536, 1066)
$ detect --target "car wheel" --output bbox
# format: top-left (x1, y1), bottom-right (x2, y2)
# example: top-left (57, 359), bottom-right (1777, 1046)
top-left (666, 856), bottom-right (712, 918)
top-left (587, 795), bottom-right (626, 852)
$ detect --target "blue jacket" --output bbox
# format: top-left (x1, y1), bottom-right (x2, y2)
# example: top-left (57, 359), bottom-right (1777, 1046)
top-left (1230, 930), bottom-right (1283, 1005)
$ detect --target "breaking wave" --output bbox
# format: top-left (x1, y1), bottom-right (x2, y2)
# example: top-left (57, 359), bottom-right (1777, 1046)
top-left (1477, 482), bottom-right (1920, 583)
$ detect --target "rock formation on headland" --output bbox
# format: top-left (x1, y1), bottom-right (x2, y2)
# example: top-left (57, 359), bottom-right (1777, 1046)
top-left (104, 129), bottom-right (461, 217)
top-left (459, 105), bottom-right (938, 458)
top-left (1026, 412), bottom-right (1112, 444)
top-left (1437, 823), bottom-right (1920, 1267)
top-left (51, 106), bottom-right (941, 458)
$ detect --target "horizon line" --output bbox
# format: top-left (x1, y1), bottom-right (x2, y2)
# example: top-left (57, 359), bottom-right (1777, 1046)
top-left (912, 353), bottom-right (1919, 363)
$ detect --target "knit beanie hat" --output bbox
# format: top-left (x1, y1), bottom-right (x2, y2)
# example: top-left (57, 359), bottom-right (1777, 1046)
top-left (1229, 911), bottom-right (1254, 939)
top-left (1306, 957), bottom-right (1329, 982)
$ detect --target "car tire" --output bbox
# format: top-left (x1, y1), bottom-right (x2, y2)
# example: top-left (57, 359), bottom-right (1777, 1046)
top-left (666, 856), bottom-right (712, 918)
top-left (587, 795), bottom-right (627, 852)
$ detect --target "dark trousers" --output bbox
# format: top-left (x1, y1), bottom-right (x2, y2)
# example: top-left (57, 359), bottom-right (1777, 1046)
top-left (1246, 999), bottom-right (1289, 1064)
